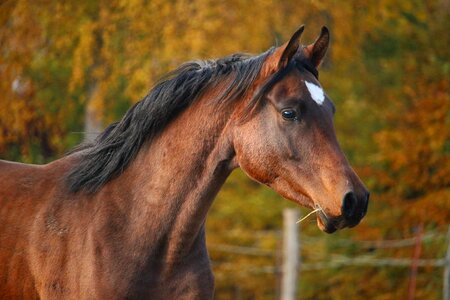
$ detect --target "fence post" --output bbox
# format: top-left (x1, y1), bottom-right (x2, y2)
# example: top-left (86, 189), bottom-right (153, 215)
top-left (444, 226), bottom-right (450, 300)
top-left (408, 223), bottom-right (423, 300)
top-left (281, 208), bottom-right (300, 300)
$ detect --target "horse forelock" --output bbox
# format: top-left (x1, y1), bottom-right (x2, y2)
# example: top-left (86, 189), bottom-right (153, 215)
top-left (240, 54), bottom-right (320, 121)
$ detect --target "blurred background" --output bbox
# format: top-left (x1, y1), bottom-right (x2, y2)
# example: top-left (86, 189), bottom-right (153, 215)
top-left (0, 0), bottom-right (449, 299)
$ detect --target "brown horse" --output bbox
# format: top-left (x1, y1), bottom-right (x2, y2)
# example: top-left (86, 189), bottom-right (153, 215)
top-left (0, 26), bottom-right (369, 299)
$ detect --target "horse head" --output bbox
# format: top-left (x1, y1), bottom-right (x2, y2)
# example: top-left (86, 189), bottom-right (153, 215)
top-left (231, 26), bottom-right (369, 233)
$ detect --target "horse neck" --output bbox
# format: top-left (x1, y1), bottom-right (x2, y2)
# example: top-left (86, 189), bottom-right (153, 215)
top-left (109, 94), bottom-right (238, 265)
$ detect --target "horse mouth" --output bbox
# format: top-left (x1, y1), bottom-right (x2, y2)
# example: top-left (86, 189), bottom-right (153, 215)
top-left (316, 211), bottom-right (338, 234)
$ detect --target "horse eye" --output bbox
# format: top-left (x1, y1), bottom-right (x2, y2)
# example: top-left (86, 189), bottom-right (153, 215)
top-left (281, 109), bottom-right (298, 121)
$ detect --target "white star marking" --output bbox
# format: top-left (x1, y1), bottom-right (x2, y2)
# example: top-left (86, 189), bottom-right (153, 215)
top-left (305, 81), bottom-right (325, 105)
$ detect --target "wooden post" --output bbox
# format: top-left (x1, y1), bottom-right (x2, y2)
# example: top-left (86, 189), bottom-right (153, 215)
top-left (281, 209), bottom-right (299, 300)
top-left (408, 223), bottom-right (423, 300)
top-left (444, 226), bottom-right (450, 300)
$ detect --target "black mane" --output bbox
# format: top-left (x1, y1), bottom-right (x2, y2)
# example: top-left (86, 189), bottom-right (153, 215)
top-left (66, 50), bottom-right (274, 193)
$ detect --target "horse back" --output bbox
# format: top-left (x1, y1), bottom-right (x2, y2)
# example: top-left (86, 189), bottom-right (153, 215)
top-left (0, 159), bottom-right (51, 209)
top-left (0, 158), bottom-right (69, 299)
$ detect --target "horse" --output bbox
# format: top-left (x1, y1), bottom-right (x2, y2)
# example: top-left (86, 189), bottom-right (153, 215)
top-left (0, 25), bottom-right (369, 299)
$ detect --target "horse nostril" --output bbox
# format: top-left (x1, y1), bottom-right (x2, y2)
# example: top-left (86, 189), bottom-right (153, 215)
top-left (361, 191), bottom-right (370, 218)
top-left (342, 192), bottom-right (357, 219)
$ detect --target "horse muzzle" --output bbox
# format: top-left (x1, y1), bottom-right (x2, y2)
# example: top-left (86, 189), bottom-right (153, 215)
top-left (317, 190), bottom-right (370, 233)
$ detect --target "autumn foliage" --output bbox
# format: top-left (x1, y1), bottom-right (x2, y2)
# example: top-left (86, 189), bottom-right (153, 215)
top-left (1, 0), bottom-right (449, 298)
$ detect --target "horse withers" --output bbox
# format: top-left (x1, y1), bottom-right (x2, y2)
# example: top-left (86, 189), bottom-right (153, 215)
top-left (0, 26), bottom-right (369, 299)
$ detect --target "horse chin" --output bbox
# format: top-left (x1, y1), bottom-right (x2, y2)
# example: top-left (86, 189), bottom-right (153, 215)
top-left (316, 213), bottom-right (338, 234)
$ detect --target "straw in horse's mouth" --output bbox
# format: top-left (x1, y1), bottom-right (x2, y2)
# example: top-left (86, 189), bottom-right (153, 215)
top-left (296, 203), bottom-right (326, 224)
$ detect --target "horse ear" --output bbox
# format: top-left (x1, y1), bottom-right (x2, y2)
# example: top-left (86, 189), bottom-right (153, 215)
top-left (303, 26), bottom-right (330, 68)
top-left (278, 25), bottom-right (305, 68)
top-left (263, 25), bottom-right (304, 74)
